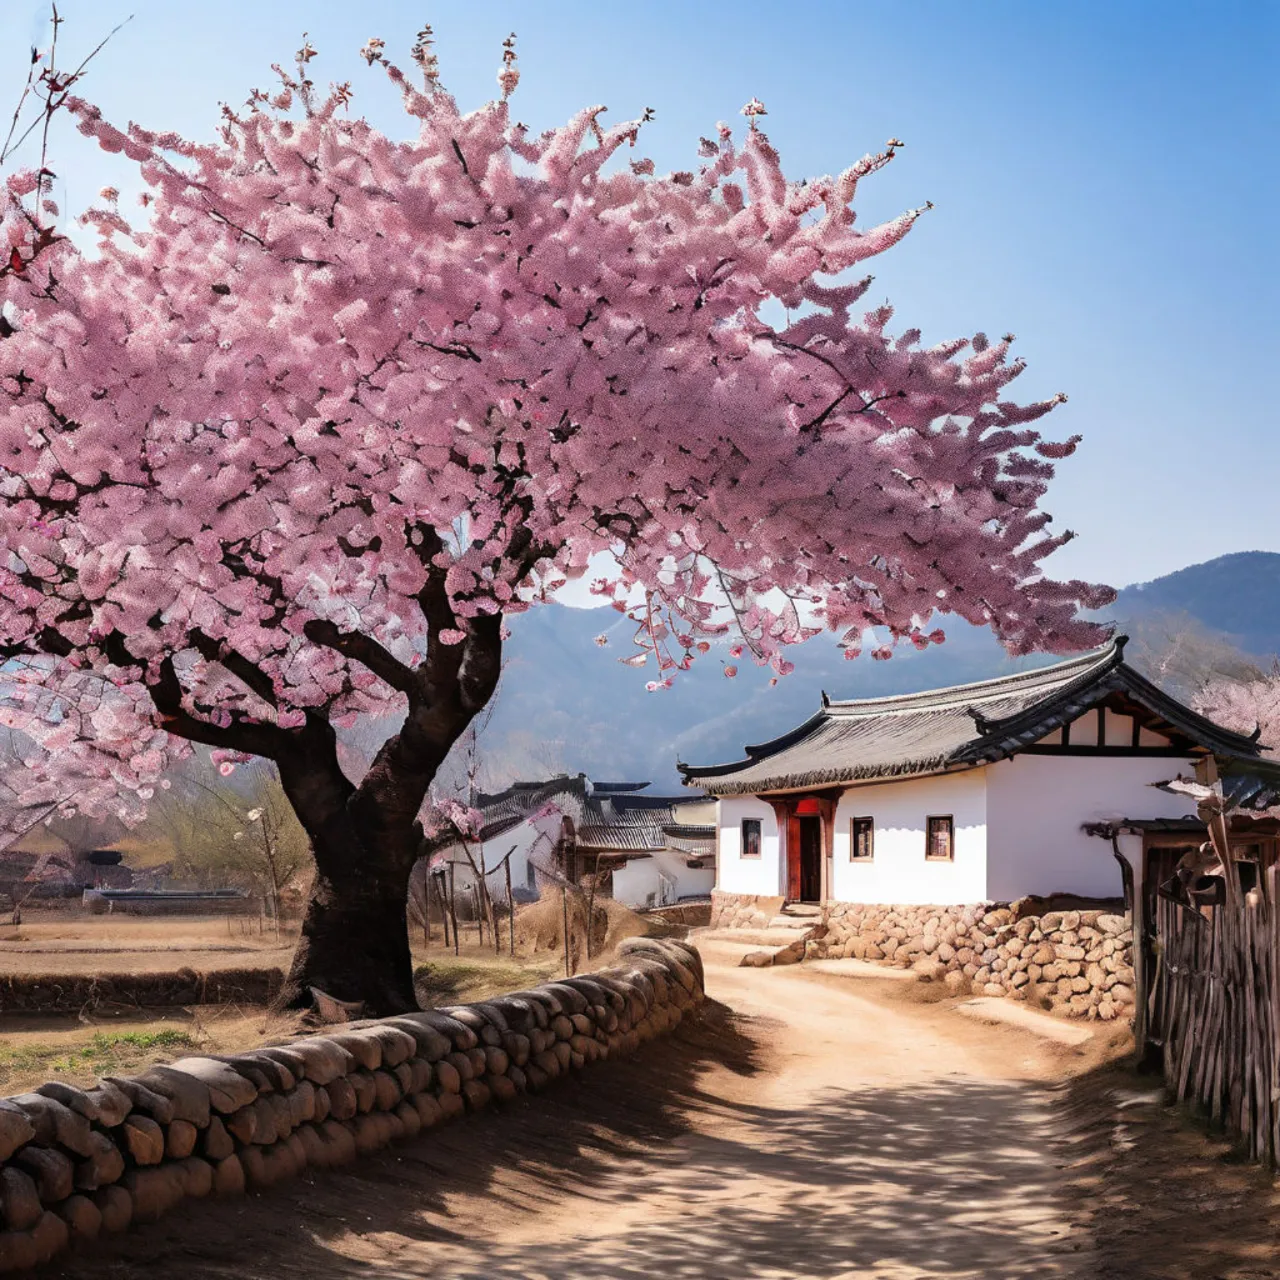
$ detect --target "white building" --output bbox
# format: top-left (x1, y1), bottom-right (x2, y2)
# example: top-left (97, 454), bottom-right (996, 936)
top-left (429, 776), bottom-right (715, 910)
top-left (679, 638), bottom-right (1275, 918)
top-left (605, 796), bottom-right (717, 909)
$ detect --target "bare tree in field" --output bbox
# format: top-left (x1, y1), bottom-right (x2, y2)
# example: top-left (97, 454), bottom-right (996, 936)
top-left (145, 759), bottom-right (312, 931)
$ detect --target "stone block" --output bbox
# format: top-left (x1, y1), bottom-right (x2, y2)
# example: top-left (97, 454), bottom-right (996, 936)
top-left (57, 1193), bottom-right (102, 1243)
top-left (161, 1059), bottom-right (258, 1114)
top-left (0, 1167), bottom-right (43, 1231)
top-left (121, 1115), bottom-right (165, 1166)
top-left (9, 1093), bottom-right (93, 1156)
top-left (93, 1184), bottom-right (133, 1234)
top-left (165, 1119), bottom-right (198, 1160)
top-left (123, 1166), bottom-right (186, 1223)
top-left (285, 1037), bottom-right (356, 1085)
top-left (74, 1130), bottom-right (125, 1192)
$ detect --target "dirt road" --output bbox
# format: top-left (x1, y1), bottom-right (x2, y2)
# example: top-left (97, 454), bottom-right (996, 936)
top-left (50, 940), bottom-right (1280, 1279)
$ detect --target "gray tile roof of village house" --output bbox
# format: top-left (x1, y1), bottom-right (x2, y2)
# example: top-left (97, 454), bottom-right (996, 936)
top-left (461, 776), bottom-right (711, 860)
top-left (575, 821), bottom-right (671, 853)
top-left (678, 636), bottom-right (1270, 797)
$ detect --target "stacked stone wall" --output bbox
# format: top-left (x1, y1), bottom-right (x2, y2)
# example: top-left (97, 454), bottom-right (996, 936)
top-left (709, 890), bottom-right (784, 930)
top-left (0, 937), bottom-right (703, 1272)
top-left (818, 902), bottom-right (1134, 1020)
top-left (0, 968), bottom-right (283, 1015)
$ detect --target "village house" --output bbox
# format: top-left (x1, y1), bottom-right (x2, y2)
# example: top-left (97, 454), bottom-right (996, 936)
top-left (679, 637), bottom-right (1280, 1018)
top-left (429, 774), bottom-right (715, 911)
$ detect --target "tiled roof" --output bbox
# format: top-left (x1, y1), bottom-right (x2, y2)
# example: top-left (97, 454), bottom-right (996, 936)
top-left (575, 822), bottom-right (669, 853)
top-left (679, 637), bottom-right (1268, 796)
top-left (462, 776), bottom-right (715, 861)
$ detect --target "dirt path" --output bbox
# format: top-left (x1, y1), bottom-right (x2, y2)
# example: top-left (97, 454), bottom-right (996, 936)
top-left (53, 941), bottom-right (1125, 1280)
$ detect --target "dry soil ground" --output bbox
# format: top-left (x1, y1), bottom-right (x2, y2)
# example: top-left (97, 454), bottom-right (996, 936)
top-left (20, 933), bottom-right (1280, 1280)
top-left (0, 915), bottom-right (296, 975)
top-left (0, 913), bottom-right (563, 1093)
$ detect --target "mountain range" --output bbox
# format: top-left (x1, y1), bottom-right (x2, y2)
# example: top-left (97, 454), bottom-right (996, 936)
top-left (482, 551), bottom-right (1280, 791)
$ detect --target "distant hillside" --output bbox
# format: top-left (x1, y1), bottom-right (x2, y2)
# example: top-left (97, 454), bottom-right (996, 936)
top-left (490, 608), bottom-right (1040, 790)
top-left (480, 550), bottom-right (1280, 790)
top-left (1111, 551), bottom-right (1280, 660)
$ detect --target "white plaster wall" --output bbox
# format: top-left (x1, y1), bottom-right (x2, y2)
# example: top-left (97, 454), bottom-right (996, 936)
top-left (985, 753), bottom-right (1198, 900)
top-left (613, 851), bottom-right (716, 908)
top-left (441, 812), bottom-right (568, 905)
top-left (716, 796), bottom-right (784, 896)
top-left (479, 822), bottom-right (547, 901)
top-left (830, 769), bottom-right (989, 905)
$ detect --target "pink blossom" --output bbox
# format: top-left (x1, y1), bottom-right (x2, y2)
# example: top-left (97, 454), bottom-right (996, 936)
top-left (0, 32), bottom-right (1108, 863)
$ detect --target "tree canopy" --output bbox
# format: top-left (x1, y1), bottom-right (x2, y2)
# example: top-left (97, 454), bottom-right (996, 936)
top-left (0, 29), bottom-right (1112, 1007)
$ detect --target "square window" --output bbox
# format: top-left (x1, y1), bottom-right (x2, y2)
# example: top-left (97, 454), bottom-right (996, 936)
top-left (926, 815), bottom-right (954, 862)
top-left (740, 818), bottom-right (762, 859)
top-left (850, 816), bottom-right (874, 861)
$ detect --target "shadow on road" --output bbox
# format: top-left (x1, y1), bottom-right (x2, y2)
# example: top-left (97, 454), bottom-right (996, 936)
top-left (54, 997), bottom-right (1100, 1280)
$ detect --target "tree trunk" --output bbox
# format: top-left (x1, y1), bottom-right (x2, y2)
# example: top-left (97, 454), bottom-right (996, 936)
top-left (214, 608), bottom-right (502, 1017)
top-left (269, 719), bottom-right (427, 1017)
top-left (277, 823), bottom-right (420, 1014)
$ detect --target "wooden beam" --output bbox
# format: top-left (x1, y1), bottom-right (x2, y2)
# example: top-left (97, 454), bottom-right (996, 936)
top-left (1022, 745), bottom-right (1196, 758)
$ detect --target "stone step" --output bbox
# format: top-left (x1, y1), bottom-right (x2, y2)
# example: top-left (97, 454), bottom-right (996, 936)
top-left (766, 915), bottom-right (819, 931)
top-left (692, 926), bottom-right (818, 948)
top-left (781, 903), bottom-right (823, 918)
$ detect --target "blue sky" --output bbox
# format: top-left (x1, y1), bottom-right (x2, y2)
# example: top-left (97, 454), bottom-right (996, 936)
top-left (2, 0), bottom-right (1276, 593)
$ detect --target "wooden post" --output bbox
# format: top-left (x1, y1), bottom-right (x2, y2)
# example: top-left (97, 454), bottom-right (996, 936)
top-left (435, 871), bottom-right (449, 948)
top-left (488, 870), bottom-right (499, 952)
top-left (505, 858), bottom-right (515, 956)
top-left (448, 862), bottom-right (459, 956)
top-left (562, 885), bottom-right (571, 977)
top-left (422, 871), bottom-right (431, 949)
top-left (473, 883), bottom-right (484, 945)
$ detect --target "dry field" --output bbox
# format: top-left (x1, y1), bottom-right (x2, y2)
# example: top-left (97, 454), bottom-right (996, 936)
top-left (0, 907), bottom-right (571, 1096)
top-left (0, 913), bottom-right (295, 975)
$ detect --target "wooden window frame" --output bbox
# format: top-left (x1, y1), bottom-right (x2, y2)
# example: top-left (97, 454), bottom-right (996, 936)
top-left (740, 818), bottom-right (762, 860)
top-left (925, 814), bottom-right (955, 862)
top-left (850, 816), bottom-right (874, 862)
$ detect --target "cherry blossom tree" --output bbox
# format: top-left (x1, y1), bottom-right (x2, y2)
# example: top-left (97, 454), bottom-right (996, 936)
top-left (1195, 665), bottom-right (1280, 761)
top-left (0, 29), bottom-right (1113, 1012)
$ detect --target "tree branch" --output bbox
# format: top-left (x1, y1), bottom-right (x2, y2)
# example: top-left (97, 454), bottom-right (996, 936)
top-left (146, 653), bottom-right (283, 760)
top-left (188, 629), bottom-right (279, 708)
top-left (303, 619), bottom-right (416, 695)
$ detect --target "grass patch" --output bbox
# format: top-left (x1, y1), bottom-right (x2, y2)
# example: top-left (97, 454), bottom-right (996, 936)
top-left (0, 1025), bottom-right (199, 1091)
top-left (413, 955), bottom-right (560, 1006)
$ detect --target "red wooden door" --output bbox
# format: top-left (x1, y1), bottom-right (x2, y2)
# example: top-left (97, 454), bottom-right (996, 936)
top-left (787, 811), bottom-right (802, 901)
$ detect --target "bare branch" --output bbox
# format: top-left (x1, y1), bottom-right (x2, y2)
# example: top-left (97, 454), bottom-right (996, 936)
top-left (303, 619), bottom-right (416, 695)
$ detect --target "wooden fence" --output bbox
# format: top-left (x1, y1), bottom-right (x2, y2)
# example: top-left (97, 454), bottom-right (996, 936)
top-left (1150, 865), bottom-right (1280, 1165)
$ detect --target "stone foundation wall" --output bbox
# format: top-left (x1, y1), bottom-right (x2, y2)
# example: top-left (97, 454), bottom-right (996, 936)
top-left (0, 937), bottom-right (703, 1273)
top-left (818, 902), bottom-right (1135, 1021)
top-left (709, 890), bottom-right (785, 930)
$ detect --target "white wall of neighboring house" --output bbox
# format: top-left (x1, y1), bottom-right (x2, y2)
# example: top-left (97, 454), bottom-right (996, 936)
top-left (717, 795), bottom-right (784, 896)
top-left (672, 797), bottom-right (718, 826)
top-left (438, 809), bottom-right (568, 905)
top-left (831, 767), bottom-right (989, 905)
top-left (984, 752), bottom-right (1197, 900)
top-left (612, 850), bottom-right (716, 909)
